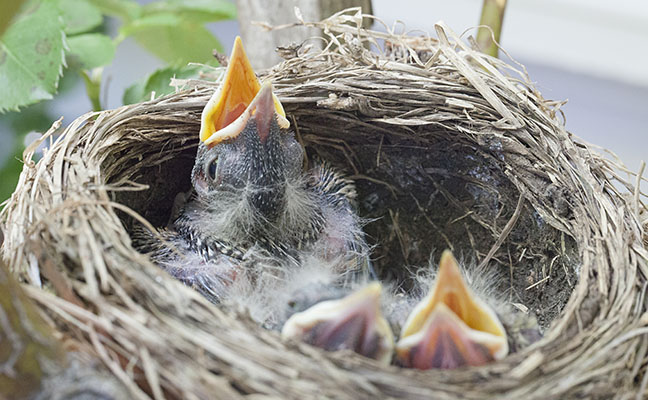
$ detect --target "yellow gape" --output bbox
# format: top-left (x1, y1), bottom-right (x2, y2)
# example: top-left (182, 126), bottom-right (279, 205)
top-left (396, 250), bottom-right (508, 369)
top-left (199, 36), bottom-right (289, 147)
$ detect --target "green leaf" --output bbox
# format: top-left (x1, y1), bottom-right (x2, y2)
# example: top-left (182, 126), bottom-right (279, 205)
top-left (122, 78), bottom-right (146, 105)
top-left (143, 0), bottom-right (236, 23)
top-left (56, 0), bottom-right (102, 35)
top-left (0, 139), bottom-right (24, 202)
top-left (123, 64), bottom-right (204, 104)
top-left (119, 12), bottom-right (180, 36)
top-left (0, 1), bottom-right (66, 113)
top-left (86, 0), bottom-right (141, 22)
top-left (120, 13), bottom-right (222, 64)
top-left (5, 101), bottom-right (53, 134)
top-left (0, 102), bottom-right (54, 201)
top-left (67, 33), bottom-right (115, 69)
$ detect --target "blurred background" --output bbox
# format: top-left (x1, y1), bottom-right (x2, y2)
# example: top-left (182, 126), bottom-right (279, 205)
top-left (1, 0), bottom-right (646, 200)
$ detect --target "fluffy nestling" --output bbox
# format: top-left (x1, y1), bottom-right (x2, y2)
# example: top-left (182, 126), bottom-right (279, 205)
top-left (134, 37), bottom-right (371, 303)
top-left (389, 250), bottom-right (542, 369)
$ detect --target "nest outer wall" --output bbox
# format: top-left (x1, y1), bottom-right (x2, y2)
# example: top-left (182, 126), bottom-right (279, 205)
top-left (2, 10), bottom-right (648, 400)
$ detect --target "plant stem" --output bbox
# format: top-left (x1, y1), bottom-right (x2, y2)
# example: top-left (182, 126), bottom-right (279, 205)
top-left (476, 0), bottom-right (508, 58)
top-left (0, 257), bottom-right (66, 398)
top-left (81, 69), bottom-right (103, 111)
top-left (0, 253), bottom-right (129, 398)
top-left (0, 0), bottom-right (26, 37)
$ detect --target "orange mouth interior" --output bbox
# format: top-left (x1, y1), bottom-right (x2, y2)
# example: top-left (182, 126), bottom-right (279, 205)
top-left (200, 37), bottom-right (260, 143)
top-left (200, 36), bottom-right (289, 146)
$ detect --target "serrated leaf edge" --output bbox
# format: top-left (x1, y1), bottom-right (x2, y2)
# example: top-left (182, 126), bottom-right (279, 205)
top-left (0, 8), bottom-right (69, 113)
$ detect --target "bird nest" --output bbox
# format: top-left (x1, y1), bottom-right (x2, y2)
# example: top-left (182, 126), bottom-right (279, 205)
top-left (2, 9), bottom-right (648, 399)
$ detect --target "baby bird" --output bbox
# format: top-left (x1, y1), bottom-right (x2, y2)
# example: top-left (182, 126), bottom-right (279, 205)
top-left (251, 250), bottom-right (539, 368)
top-left (136, 37), bottom-right (370, 302)
top-left (258, 259), bottom-right (393, 364)
top-left (281, 280), bottom-right (394, 365)
top-left (392, 250), bottom-right (541, 370)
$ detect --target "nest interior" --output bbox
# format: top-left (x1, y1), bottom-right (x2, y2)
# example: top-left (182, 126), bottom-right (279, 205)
top-left (2, 10), bottom-right (648, 400)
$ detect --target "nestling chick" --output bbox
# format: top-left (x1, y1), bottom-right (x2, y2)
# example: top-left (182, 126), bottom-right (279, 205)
top-left (231, 250), bottom-right (539, 368)
top-left (135, 37), bottom-right (371, 302)
top-left (202, 254), bottom-right (392, 363)
top-left (281, 280), bottom-right (394, 365)
top-left (392, 250), bottom-right (541, 370)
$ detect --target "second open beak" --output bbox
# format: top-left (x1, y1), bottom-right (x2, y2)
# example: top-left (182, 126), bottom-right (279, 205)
top-left (281, 282), bottom-right (395, 365)
top-left (200, 36), bottom-right (289, 147)
top-left (395, 250), bottom-right (508, 369)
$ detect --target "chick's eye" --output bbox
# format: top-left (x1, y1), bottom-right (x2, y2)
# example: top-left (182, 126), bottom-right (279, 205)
top-left (207, 159), bottom-right (218, 181)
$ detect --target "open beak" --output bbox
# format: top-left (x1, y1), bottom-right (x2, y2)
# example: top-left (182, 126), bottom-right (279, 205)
top-left (200, 36), bottom-right (289, 147)
top-left (395, 250), bottom-right (508, 369)
top-left (281, 282), bottom-right (395, 365)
